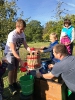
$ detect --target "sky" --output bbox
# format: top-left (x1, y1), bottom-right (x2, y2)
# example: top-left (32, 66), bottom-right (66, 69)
top-left (9, 0), bottom-right (75, 26)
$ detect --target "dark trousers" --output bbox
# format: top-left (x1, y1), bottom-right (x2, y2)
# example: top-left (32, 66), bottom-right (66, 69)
top-left (70, 42), bottom-right (73, 55)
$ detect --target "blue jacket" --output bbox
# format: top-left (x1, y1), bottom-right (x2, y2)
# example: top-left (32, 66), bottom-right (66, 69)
top-left (43, 40), bottom-right (60, 63)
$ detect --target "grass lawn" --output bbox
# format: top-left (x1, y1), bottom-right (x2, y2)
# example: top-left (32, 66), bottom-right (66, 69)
top-left (1, 42), bottom-right (75, 100)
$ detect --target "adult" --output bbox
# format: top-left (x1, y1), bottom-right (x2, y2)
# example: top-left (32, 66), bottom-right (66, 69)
top-left (36, 44), bottom-right (75, 99)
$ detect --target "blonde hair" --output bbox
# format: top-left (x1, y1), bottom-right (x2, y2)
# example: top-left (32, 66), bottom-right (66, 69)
top-left (16, 19), bottom-right (26, 28)
top-left (50, 32), bottom-right (58, 39)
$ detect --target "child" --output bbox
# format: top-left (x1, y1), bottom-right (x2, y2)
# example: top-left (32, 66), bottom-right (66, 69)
top-left (40, 33), bottom-right (60, 73)
top-left (40, 33), bottom-right (60, 63)
top-left (60, 19), bottom-right (75, 55)
top-left (60, 32), bottom-right (71, 55)
top-left (4, 19), bottom-right (30, 95)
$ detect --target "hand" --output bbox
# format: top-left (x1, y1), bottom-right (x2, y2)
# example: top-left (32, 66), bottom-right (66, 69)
top-left (40, 46), bottom-right (45, 49)
top-left (36, 72), bottom-right (42, 78)
top-left (65, 42), bottom-right (71, 46)
top-left (48, 64), bottom-right (54, 69)
top-left (40, 50), bottom-right (43, 53)
top-left (35, 49), bottom-right (39, 53)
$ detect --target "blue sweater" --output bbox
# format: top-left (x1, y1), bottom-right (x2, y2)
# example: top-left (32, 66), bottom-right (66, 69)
top-left (43, 40), bottom-right (60, 63)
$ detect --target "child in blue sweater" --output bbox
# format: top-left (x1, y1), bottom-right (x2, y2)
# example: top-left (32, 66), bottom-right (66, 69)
top-left (40, 33), bottom-right (60, 63)
top-left (40, 33), bottom-right (60, 73)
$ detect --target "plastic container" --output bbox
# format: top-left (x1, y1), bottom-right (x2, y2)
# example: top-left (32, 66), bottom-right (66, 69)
top-left (19, 75), bottom-right (34, 95)
top-left (68, 89), bottom-right (72, 96)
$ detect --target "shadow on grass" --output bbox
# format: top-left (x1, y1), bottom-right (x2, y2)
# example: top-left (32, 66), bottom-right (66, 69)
top-left (2, 69), bottom-right (25, 100)
top-left (4, 87), bottom-right (21, 100)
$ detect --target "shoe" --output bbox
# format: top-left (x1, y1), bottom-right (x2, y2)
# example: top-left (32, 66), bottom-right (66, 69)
top-left (13, 82), bottom-right (21, 91)
top-left (9, 84), bottom-right (17, 95)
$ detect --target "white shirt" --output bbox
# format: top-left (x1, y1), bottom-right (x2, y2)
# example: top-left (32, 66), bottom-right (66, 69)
top-left (4, 29), bottom-right (26, 54)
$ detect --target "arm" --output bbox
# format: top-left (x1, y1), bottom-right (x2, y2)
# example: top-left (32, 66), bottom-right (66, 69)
top-left (43, 44), bottom-right (53, 53)
top-left (36, 72), bottom-right (54, 79)
top-left (60, 30), bottom-right (63, 42)
top-left (71, 28), bottom-right (75, 43)
top-left (23, 40), bottom-right (30, 52)
top-left (60, 38), bottom-right (62, 44)
top-left (40, 47), bottom-right (48, 52)
top-left (9, 42), bottom-right (24, 67)
top-left (40, 45), bottom-right (51, 53)
top-left (42, 72), bottom-right (54, 79)
top-left (9, 42), bottom-right (21, 61)
top-left (37, 61), bottom-right (62, 79)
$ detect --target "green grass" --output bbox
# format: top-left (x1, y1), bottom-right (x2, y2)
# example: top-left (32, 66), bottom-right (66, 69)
top-left (19, 42), bottom-right (50, 60)
top-left (1, 42), bottom-right (75, 100)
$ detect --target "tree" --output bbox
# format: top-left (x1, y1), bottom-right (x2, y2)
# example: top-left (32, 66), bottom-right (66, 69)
top-left (0, 0), bottom-right (21, 43)
top-left (42, 21), bottom-right (59, 41)
top-left (56, 0), bottom-right (69, 20)
top-left (25, 20), bottom-right (43, 42)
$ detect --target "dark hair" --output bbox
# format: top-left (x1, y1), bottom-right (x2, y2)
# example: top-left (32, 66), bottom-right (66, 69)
top-left (16, 19), bottom-right (26, 28)
top-left (53, 44), bottom-right (68, 55)
top-left (64, 19), bottom-right (71, 26)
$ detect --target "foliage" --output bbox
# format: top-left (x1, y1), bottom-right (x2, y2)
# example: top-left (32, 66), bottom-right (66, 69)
top-left (25, 20), bottom-right (43, 42)
top-left (0, 0), bottom-right (22, 43)
top-left (0, 0), bottom-right (75, 43)
top-left (42, 21), bottom-right (62, 41)
top-left (42, 15), bottom-right (75, 41)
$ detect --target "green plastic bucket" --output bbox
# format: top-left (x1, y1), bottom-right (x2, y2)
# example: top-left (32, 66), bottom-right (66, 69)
top-left (19, 75), bottom-right (34, 95)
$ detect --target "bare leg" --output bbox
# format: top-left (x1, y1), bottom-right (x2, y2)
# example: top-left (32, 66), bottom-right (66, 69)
top-left (8, 70), bottom-right (14, 84)
top-left (13, 68), bottom-right (17, 83)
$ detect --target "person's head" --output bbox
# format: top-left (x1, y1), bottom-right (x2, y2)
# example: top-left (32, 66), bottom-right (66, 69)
top-left (16, 19), bottom-right (26, 34)
top-left (49, 33), bottom-right (58, 43)
top-left (53, 44), bottom-right (68, 60)
top-left (64, 19), bottom-right (71, 28)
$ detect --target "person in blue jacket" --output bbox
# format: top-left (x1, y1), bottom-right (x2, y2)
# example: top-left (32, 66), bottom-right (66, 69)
top-left (40, 32), bottom-right (60, 64)
top-left (40, 33), bottom-right (60, 73)
top-left (60, 19), bottom-right (75, 55)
